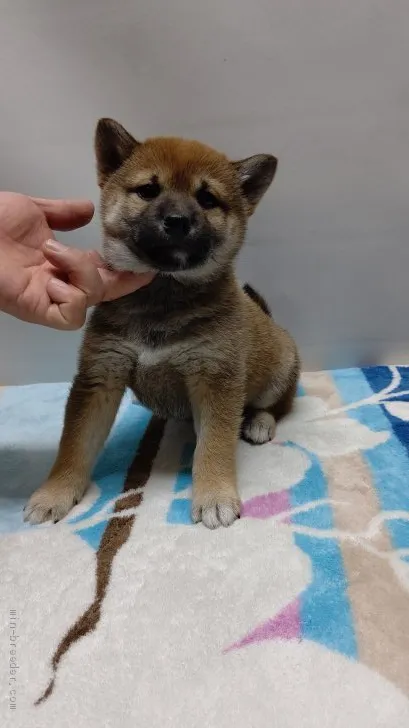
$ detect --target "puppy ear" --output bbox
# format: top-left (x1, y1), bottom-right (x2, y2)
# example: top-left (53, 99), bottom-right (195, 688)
top-left (95, 118), bottom-right (139, 187)
top-left (233, 154), bottom-right (277, 214)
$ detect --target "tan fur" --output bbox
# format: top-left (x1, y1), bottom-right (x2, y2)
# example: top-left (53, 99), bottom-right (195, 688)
top-left (25, 119), bottom-right (300, 529)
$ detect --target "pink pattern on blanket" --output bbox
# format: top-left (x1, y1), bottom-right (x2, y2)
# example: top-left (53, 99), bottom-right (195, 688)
top-left (242, 489), bottom-right (290, 521)
top-left (224, 599), bottom-right (301, 653)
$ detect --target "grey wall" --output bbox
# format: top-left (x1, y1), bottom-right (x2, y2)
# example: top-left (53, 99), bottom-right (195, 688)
top-left (1, 0), bottom-right (408, 383)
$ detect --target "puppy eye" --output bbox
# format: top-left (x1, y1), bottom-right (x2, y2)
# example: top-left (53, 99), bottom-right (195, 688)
top-left (196, 187), bottom-right (220, 210)
top-left (130, 182), bottom-right (161, 201)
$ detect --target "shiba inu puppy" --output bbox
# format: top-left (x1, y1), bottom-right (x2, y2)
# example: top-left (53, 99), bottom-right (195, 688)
top-left (25, 119), bottom-right (300, 529)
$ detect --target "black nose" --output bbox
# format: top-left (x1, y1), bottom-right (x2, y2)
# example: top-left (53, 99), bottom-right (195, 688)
top-left (163, 214), bottom-right (191, 237)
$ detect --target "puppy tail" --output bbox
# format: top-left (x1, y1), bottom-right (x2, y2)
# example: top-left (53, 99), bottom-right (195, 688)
top-left (243, 283), bottom-right (271, 317)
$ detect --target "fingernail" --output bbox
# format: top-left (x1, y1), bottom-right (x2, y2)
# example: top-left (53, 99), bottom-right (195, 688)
top-left (44, 239), bottom-right (67, 254)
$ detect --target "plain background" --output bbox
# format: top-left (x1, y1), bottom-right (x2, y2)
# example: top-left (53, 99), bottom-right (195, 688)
top-left (1, 0), bottom-right (408, 383)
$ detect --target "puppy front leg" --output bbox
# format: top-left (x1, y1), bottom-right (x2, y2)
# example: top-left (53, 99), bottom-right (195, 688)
top-left (24, 373), bottom-right (126, 525)
top-left (188, 376), bottom-right (244, 529)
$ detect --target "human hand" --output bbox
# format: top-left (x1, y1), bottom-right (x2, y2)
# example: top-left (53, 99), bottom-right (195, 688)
top-left (0, 192), bottom-right (153, 329)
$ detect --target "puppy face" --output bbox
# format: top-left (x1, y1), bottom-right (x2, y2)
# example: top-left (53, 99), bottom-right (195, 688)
top-left (95, 118), bottom-right (277, 279)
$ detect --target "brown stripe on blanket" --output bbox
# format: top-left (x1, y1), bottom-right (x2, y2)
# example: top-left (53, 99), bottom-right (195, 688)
top-left (36, 415), bottom-right (166, 706)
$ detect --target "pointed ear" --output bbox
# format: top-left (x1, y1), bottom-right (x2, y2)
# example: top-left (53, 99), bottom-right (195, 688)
top-left (94, 118), bottom-right (139, 187)
top-left (233, 154), bottom-right (278, 214)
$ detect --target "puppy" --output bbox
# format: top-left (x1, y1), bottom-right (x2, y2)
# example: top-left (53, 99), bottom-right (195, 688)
top-left (25, 119), bottom-right (300, 529)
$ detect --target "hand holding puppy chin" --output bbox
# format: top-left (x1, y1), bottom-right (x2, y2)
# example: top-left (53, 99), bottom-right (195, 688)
top-left (0, 192), bottom-right (154, 330)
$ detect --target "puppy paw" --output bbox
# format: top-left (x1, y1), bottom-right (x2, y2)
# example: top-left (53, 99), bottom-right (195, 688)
top-left (191, 491), bottom-right (241, 529)
top-left (24, 478), bottom-right (88, 525)
top-left (241, 410), bottom-right (276, 445)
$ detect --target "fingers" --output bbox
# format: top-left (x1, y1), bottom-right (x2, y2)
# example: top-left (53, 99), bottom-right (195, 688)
top-left (43, 240), bottom-right (104, 306)
top-left (99, 269), bottom-right (154, 301)
top-left (45, 239), bottom-right (154, 302)
top-left (43, 239), bottom-right (155, 329)
top-left (31, 197), bottom-right (94, 231)
top-left (45, 278), bottom-right (88, 330)
top-left (88, 250), bottom-right (104, 266)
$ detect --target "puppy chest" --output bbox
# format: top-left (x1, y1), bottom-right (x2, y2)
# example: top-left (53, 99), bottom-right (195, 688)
top-left (130, 347), bottom-right (191, 419)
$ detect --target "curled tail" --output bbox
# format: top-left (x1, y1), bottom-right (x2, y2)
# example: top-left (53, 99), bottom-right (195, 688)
top-left (243, 283), bottom-right (271, 317)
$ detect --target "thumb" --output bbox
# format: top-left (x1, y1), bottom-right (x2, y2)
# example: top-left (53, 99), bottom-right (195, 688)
top-left (99, 269), bottom-right (155, 301)
top-left (31, 197), bottom-right (94, 231)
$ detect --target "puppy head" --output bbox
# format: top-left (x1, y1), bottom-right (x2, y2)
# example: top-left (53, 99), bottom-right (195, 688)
top-left (95, 118), bottom-right (277, 279)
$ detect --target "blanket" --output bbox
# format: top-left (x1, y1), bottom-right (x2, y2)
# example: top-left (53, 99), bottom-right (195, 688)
top-left (1, 366), bottom-right (409, 727)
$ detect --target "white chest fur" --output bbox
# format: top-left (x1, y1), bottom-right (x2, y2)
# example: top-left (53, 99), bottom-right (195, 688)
top-left (137, 344), bottom-right (172, 368)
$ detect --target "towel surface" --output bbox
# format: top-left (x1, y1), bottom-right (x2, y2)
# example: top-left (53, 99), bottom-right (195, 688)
top-left (1, 366), bottom-right (409, 727)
